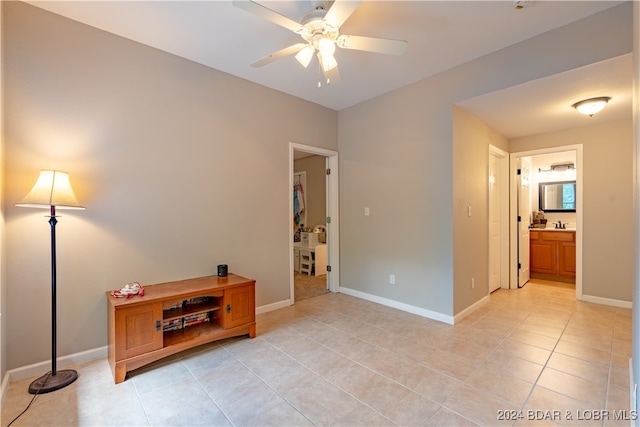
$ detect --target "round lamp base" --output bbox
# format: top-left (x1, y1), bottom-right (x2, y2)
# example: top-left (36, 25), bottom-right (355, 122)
top-left (28, 370), bottom-right (78, 394)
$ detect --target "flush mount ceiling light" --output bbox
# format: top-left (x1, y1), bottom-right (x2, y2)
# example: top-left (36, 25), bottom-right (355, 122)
top-left (572, 97), bottom-right (611, 117)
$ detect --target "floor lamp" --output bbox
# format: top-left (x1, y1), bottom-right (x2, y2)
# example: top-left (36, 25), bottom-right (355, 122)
top-left (16, 170), bottom-right (85, 394)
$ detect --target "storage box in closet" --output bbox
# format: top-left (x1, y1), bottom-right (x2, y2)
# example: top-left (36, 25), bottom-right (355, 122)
top-left (300, 232), bottom-right (319, 246)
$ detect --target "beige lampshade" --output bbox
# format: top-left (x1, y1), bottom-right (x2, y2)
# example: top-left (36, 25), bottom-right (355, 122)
top-left (16, 170), bottom-right (85, 209)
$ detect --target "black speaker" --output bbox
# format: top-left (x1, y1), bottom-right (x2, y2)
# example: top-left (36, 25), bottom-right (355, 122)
top-left (217, 264), bottom-right (228, 277)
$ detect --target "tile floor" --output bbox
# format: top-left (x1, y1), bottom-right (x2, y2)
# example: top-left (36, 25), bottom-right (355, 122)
top-left (1, 279), bottom-right (633, 426)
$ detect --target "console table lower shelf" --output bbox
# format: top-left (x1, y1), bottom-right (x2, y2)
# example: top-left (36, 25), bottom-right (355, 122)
top-left (106, 274), bottom-right (256, 384)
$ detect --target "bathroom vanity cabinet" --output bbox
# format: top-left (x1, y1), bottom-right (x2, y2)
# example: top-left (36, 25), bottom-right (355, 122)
top-left (106, 274), bottom-right (255, 383)
top-left (530, 230), bottom-right (576, 283)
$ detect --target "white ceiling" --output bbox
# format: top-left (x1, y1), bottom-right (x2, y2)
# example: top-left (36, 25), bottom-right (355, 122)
top-left (27, 1), bottom-right (631, 139)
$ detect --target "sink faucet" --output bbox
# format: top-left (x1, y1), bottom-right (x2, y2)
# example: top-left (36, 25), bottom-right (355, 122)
top-left (556, 220), bottom-right (566, 229)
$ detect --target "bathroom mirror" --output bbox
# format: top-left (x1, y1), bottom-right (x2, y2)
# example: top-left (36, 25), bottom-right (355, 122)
top-left (539, 181), bottom-right (576, 212)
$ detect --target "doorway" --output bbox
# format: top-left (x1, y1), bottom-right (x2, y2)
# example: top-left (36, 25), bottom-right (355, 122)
top-left (509, 145), bottom-right (583, 299)
top-left (488, 145), bottom-right (509, 292)
top-left (289, 142), bottom-right (339, 304)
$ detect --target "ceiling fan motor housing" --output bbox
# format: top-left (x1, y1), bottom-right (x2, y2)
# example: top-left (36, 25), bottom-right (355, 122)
top-left (300, 7), bottom-right (338, 42)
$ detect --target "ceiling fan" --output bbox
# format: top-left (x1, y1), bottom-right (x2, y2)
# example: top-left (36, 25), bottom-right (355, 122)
top-left (233, 0), bottom-right (408, 86)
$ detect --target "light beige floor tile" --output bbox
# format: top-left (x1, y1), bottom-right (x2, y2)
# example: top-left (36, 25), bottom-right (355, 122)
top-left (130, 359), bottom-right (193, 396)
top-left (609, 366), bottom-right (631, 391)
top-left (261, 364), bottom-right (322, 399)
top-left (497, 338), bottom-right (552, 365)
top-left (137, 376), bottom-right (230, 426)
top-left (425, 406), bottom-right (480, 426)
top-left (297, 345), bottom-right (355, 377)
top-left (286, 378), bottom-right (363, 425)
top-left (329, 363), bottom-right (413, 412)
top-left (242, 401), bottom-right (314, 426)
top-left (180, 344), bottom-right (235, 376)
top-left (196, 359), bottom-right (263, 404)
top-left (524, 385), bottom-right (601, 427)
top-left (358, 347), bottom-right (416, 382)
top-left (235, 343), bottom-right (301, 381)
top-left (465, 365), bottom-right (535, 408)
top-left (399, 363), bottom-right (464, 404)
top-left (442, 336), bottom-right (495, 363)
top-left (509, 328), bottom-right (560, 350)
top-left (442, 384), bottom-right (514, 426)
top-left (546, 352), bottom-right (609, 385)
top-left (483, 350), bottom-right (544, 383)
top-left (2, 284), bottom-right (633, 427)
top-left (377, 391), bottom-right (441, 426)
top-left (455, 327), bottom-right (509, 349)
top-left (317, 332), bottom-right (377, 361)
top-left (333, 404), bottom-right (396, 426)
top-left (421, 348), bottom-right (479, 381)
top-left (537, 367), bottom-right (606, 408)
top-left (215, 379), bottom-right (286, 425)
top-left (555, 339), bottom-right (611, 365)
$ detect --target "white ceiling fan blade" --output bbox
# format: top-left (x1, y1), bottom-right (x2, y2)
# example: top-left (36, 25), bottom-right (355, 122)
top-left (251, 43), bottom-right (307, 67)
top-left (233, 0), bottom-right (304, 33)
top-left (324, 0), bottom-right (363, 31)
top-left (336, 34), bottom-right (408, 55)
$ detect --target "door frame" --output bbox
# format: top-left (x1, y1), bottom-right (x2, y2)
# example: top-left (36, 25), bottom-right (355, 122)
top-left (488, 145), bottom-right (510, 291)
top-left (289, 142), bottom-right (340, 302)
top-left (509, 144), bottom-right (583, 299)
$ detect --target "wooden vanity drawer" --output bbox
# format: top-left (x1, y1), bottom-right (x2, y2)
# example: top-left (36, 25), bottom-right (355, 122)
top-left (541, 231), bottom-right (574, 242)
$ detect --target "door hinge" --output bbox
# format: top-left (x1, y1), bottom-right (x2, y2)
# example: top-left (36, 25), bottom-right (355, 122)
top-left (326, 168), bottom-right (331, 175)
top-left (327, 265), bottom-right (331, 272)
top-left (326, 217), bottom-right (331, 224)
top-left (517, 168), bottom-right (522, 175)
top-left (518, 263), bottom-right (522, 270)
top-left (155, 320), bottom-right (161, 331)
top-left (517, 215), bottom-right (521, 222)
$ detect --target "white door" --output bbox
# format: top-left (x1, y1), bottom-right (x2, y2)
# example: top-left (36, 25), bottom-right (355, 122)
top-left (488, 152), bottom-right (502, 292)
top-left (517, 157), bottom-right (532, 287)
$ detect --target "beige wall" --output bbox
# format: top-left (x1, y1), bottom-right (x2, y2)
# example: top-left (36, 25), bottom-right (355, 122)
top-left (510, 119), bottom-right (634, 301)
top-left (2, 1), bottom-right (635, 377)
top-left (3, 2), bottom-right (337, 370)
top-left (452, 107), bottom-right (508, 314)
top-left (339, 3), bottom-right (631, 318)
top-left (294, 155), bottom-right (326, 232)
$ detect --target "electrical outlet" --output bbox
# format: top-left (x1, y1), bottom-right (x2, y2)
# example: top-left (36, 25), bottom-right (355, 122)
top-left (389, 274), bottom-right (395, 285)
top-left (364, 207), bottom-right (370, 216)
top-left (471, 277), bottom-right (475, 289)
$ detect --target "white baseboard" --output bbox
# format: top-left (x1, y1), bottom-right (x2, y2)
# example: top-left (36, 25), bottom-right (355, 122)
top-left (7, 346), bottom-right (108, 383)
top-left (256, 299), bottom-right (291, 314)
top-left (581, 294), bottom-right (632, 309)
top-left (1, 370), bottom-right (10, 408)
top-left (454, 294), bottom-right (490, 324)
top-left (340, 286), bottom-right (454, 325)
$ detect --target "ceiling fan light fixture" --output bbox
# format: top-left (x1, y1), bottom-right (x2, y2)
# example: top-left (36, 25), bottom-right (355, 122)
top-left (295, 45), bottom-right (315, 68)
top-left (572, 97), bottom-right (611, 117)
top-left (318, 37), bottom-right (336, 57)
top-left (318, 51), bottom-right (337, 72)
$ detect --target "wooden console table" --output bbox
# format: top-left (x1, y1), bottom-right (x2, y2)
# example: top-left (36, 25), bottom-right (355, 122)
top-left (106, 273), bottom-right (256, 383)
